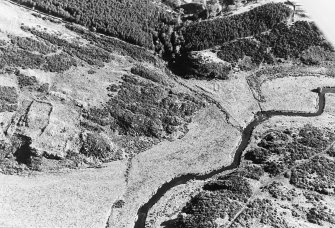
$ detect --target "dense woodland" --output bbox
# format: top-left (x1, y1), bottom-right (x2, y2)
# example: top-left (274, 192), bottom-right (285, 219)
top-left (256, 21), bottom-right (334, 59)
top-left (11, 0), bottom-right (175, 48)
top-left (181, 3), bottom-right (292, 51)
top-left (217, 39), bottom-right (274, 65)
top-left (217, 21), bottom-right (334, 65)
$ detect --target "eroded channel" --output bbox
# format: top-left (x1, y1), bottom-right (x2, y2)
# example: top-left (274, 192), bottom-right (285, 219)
top-left (134, 87), bottom-right (335, 228)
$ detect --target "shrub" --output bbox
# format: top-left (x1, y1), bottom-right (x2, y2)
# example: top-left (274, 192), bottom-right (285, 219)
top-left (297, 124), bottom-right (330, 150)
top-left (22, 26), bottom-right (113, 69)
top-left (189, 62), bottom-right (231, 79)
top-left (43, 53), bottom-right (77, 72)
top-left (80, 133), bottom-right (112, 162)
top-left (179, 3), bottom-right (205, 15)
top-left (10, 35), bottom-right (56, 54)
top-left (163, 0), bottom-right (181, 8)
top-left (131, 65), bottom-right (167, 84)
top-left (205, 175), bottom-right (252, 197)
top-left (0, 47), bottom-right (45, 69)
top-left (16, 73), bottom-right (38, 88)
top-left (113, 200), bottom-right (125, 209)
top-left (176, 53), bottom-right (231, 80)
top-left (244, 126), bottom-right (333, 176)
top-left (177, 191), bottom-right (243, 227)
top-left (231, 199), bottom-right (289, 227)
top-left (307, 207), bottom-right (335, 225)
top-left (87, 69), bottom-right (96, 74)
top-left (244, 147), bottom-right (270, 164)
top-left (300, 46), bottom-right (335, 65)
top-left (290, 156), bottom-right (335, 195)
top-left (238, 165), bottom-right (264, 180)
top-left (1, 34), bottom-right (78, 73)
top-left (0, 86), bottom-right (18, 112)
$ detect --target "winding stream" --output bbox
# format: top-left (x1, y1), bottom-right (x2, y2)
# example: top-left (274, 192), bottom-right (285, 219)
top-left (134, 87), bottom-right (335, 228)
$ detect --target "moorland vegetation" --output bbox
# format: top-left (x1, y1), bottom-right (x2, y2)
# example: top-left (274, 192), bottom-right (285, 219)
top-left (11, 0), bottom-right (175, 49)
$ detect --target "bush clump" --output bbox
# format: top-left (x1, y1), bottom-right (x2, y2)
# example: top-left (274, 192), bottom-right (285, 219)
top-left (80, 133), bottom-right (112, 162)
top-left (230, 199), bottom-right (289, 227)
top-left (130, 65), bottom-right (167, 84)
top-left (187, 61), bottom-right (231, 79)
top-left (290, 156), bottom-right (335, 195)
top-left (0, 86), bottom-right (18, 112)
top-left (301, 45), bottom-right (335, 65)
top-left (0, 47), bottom-right (45, 69)
top-left (244, 125), bottom-right (334, 177)
top-left (238, 165), bottom-right (264, 180)
top-left (176, 52), bottom-right (232, 80)
top-left (43, 53), bottom-right (77, 72)
top-left (83, 75), bottom-right (204, 140)
top-left (10, 35), bottom-right (56, 54)
top-left (307, 207), bottom-right (335, 225)
top-left (21, 26), bottom-right (113, 68)
top-left (204, 174), bottom-right (252, 197)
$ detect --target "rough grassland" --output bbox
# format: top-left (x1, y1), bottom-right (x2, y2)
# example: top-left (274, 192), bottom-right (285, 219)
top-left (0, 1), bottom-right (80, 39)
top-left (0, 161), bottom-right (127, 228)
top-left (325, 93), bottom-right (335, 116)
top-left (182, 72), bottom-right (261, 128)
top-left (109, 105), bottom-right (241, 227)
top-left (260, 76), bottom-right (335, 112)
